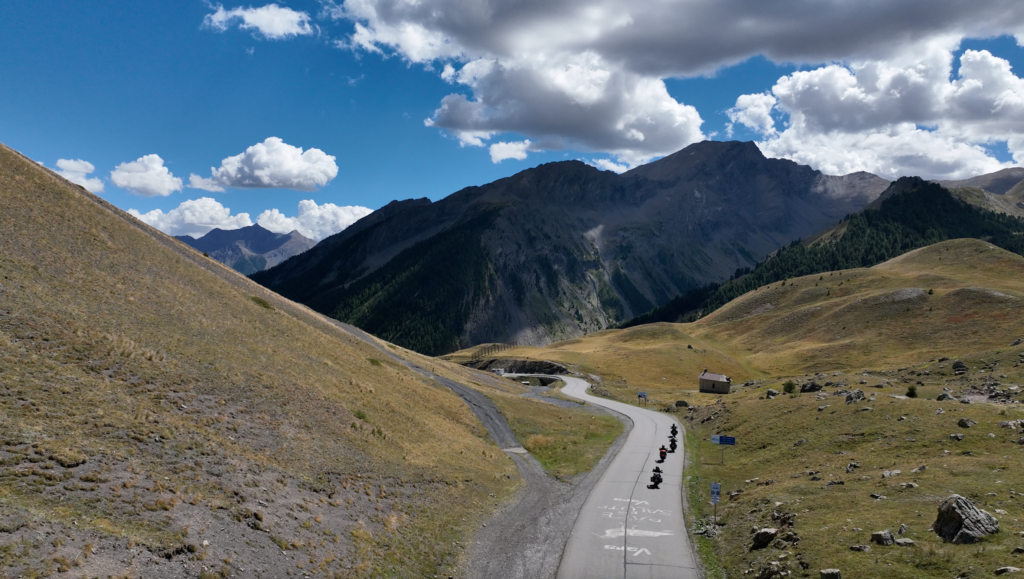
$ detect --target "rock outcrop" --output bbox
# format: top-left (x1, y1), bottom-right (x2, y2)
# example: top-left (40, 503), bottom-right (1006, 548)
top-left (934, 494), bottom-right (999, 544)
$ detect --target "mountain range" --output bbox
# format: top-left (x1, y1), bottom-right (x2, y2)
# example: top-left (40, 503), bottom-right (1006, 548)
top-left (252, 140), bottom-right (891, 354)
top-left (176, 223), bottom-right (315, 275)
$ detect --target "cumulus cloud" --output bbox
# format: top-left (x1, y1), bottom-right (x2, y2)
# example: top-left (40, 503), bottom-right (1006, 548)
top-left (189, 137), bottom-right (339, 191)
top-left (54, 159), bottom-right (104, 193)
top-left (588, 158), bottom-right (629, 173)
top-left (128, 197), bottom-right (252, 238)
top-left (257, 200), bottom-right (373, 241)
top-left (731, 43), bottom-right (1024, 179)
top-left (110, 154), bottom-right (183, 197)
top-left (332, 0), bottom-right (1024, 170)
top-left (204, 4), bottom-right (314, 39)
top-left (489, 140), bottom-right (532, 163)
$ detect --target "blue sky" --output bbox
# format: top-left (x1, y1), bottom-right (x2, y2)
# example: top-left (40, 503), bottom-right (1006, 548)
top-left (3, 1), bottom-right (1024, 240)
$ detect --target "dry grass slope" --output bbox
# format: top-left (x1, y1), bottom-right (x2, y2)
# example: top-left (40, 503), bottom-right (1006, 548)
top-left (462, 238), bottom-right (1024, 578)
top-left (0, 143), bottom-right (522, 578)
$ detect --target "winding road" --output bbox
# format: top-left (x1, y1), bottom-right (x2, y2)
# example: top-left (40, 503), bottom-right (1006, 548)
top-left (556, 376), bottom-right (699, 579)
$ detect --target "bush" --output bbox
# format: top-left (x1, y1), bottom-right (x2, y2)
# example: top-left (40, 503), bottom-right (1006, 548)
top-left (906, 385), bottom-right (918, 398)
top-left (782, 381), bottom-right (796, 395)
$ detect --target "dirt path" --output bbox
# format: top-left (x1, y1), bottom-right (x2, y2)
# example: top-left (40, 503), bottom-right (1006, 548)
top-left (461, 384), bottom-right (633, 579)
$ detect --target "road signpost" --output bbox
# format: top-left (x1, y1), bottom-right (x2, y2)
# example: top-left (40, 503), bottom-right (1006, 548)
top-left (710, 435), bottom-right (736, 464)
top-left (638, 392), bottom-right (647, 406)
top-left (710, 482), bottom-right (721, 523)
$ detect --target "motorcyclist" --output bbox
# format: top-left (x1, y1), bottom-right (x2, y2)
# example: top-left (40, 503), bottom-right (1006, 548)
top-left (659, 445), bottom-right (667, 461)
top-left (650, 466), bottom-right (663, 488)
top-left (669, 438), bottom-right (677, 452)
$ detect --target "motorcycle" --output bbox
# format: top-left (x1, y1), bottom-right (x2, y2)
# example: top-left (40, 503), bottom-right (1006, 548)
top-left (647, 465), bottom-right (663, 487)
top-left (669, 439), bottom-right (677, 453)
top-left (670, 425), bottom-right (678, 436)
top-left (658, 446), bottom-right (667, 462)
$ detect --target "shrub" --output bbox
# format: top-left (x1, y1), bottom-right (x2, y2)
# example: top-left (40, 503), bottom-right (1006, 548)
top-left (906, 385), bottom-right (918, 398)
top-left (249, 296), bottom-right (274, 310)
top-left (782, 381), bottom-right (796, 395)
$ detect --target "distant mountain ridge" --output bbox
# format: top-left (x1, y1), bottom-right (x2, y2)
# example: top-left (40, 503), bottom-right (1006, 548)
top-left (176, 223), bottom-right (315, 275)
top-left (623, 176), bottom-right (1024, 328)
top-left (253, 140), bottom-right (890, 354)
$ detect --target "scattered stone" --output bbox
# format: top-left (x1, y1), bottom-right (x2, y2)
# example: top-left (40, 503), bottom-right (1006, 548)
top-left (1013, 547), bottom-right (1024, 554)
top-left (996, 509), bottom-right (1010, 515)
top-left (999, 421), bottom-right (1021, 430)
top-left (871, 529), bottom-right (895, 546)
top-left (849, 545), bottom-right (871, 552)
top-left (899, 524), bottom-right (908, 535)
top-left (939, 357), bottom-right (950, 362)
top-left (937, 393), bottom-right (957, 401)
top-left (820, 570), bottom-right (841, 579)
top-left (859, 407), bottom-right (873, 411)
top-left (826, 480), bottom-right (845, 486)
top-left (846, 462), bottom-right (860, 473)
top-left (895, 538), bottom-right (916, 547)
top-left (961, 398), bottom-right (973, 405)
top-left (794, 439), bottom-right (809, 447)
top-left (860, 380), bottom-right (868, 385)
top-left (801, 381), bottom-right (823, 393)
top-left (870, 493), bottom-right (887, 500)
top-left (898, 415), bottom-right (907, 421)
top-left (846, 389), bottom-right (865, 404)
top-left (953, 361), bottom-right (968, 376)
top-left (818, 405), bottom-right (830, 412)
top-left (911, 465), bottom-right (927, 473)
top-left (882, 470), bottom-right (901, 478)
top-left (1012, 338), bottom-right (1023, 346)
top-left (900, 482), bottom-right (919, 489)
top-left (1019, 436), bottom-right (1024, 445)
top-left (751, 527), bottom-right (779, 550)
top-left (995, 567), bottom-right (1022, 575)
top-left (934, 494), bottom-right (1000, 544)
top-left (958, 418), bottom-right (978, 428)
top-left (936, 408), bottom-right (945, 415)
top-left (949, 433), bottom-right (966, 441)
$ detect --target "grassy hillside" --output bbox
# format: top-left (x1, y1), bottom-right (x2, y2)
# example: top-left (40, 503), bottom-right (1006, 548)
top-left (455, 238), bottom-right (1024, 578)
top-left (624, 177), bottom-right (1024, 328)
top-left (0, 143), bottom-right (525, 578)
top-left (464, 239), bottom-right (1024, 404)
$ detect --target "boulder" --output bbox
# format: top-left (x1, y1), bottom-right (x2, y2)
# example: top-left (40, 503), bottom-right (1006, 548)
top-left (995, 567), bottom-right (1022, 575)
top-left (751, 527), bottom-right (778, 550)
top-left (818, 405), bottom-right (830, 411)
top-left (895, 538), bottom-right (915, 547)
top-left (958, 418), bottom-right (977, 428)
top-left (871, 529), bottom-right (895, 546)
top-left (675, 400), bottom-right (689, 407)
top-left (767, 389), bottom-right (780, 397)
top-left (845, 389), bottom-right (865, 404)
top-left (820, 570), bottom-right (841, 579)
top-left (937, 393), bottom-right (957, 401)
top-left (849, 545), bottom-right (871, 552)
top-left (934, 494), bottom-right (1000, 544)
top-left (949, 433), bottom-right (965, 441)
top-left (801, 381), bottom-right (823, 393)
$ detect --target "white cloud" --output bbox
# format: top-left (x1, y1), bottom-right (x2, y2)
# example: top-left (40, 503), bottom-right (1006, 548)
top-left (110, 154), bottom-right (183, 197)
top-left (188, 174), bottom-right (225, 192)
top-left (128, 197), bottom-right (252, 238)
top-left (588, 158), bottom-right (629, 173)
top-left (189, 137), bottom-right (339, 191)
top-left (332, 0), bottom-right (1024, 175)
top-left (489, 140), bottom-right (532, 163)
top-left (54, 159), bottom-right (104, 193)
top-left (731, 44), bottom-right (1024, 179)
top-left (727, 93), bottom-right (778, 137)
top-left (257, 200), bottom-right (373, 241)
top-left (204, 4), bottom-right (314, 39)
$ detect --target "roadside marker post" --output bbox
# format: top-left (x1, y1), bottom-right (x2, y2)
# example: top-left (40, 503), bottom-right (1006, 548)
top-left (710, 435), bottom-right (736, 464)
top-left (710, 482), bottom-right (721, 523)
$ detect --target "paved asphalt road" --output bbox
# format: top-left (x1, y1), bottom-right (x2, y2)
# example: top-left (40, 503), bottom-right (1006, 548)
top-left (556, 377), bottom-right (699, 579)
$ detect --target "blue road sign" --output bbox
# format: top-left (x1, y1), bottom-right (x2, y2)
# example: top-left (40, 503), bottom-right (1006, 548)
top-left (711, 435), bottom-right (736, 446)
top-left (638, 392), bottom-right (647, 398)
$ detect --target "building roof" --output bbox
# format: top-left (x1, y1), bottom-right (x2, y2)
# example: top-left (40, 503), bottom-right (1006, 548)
top-left (700, 370), bottom-right (731, 382)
